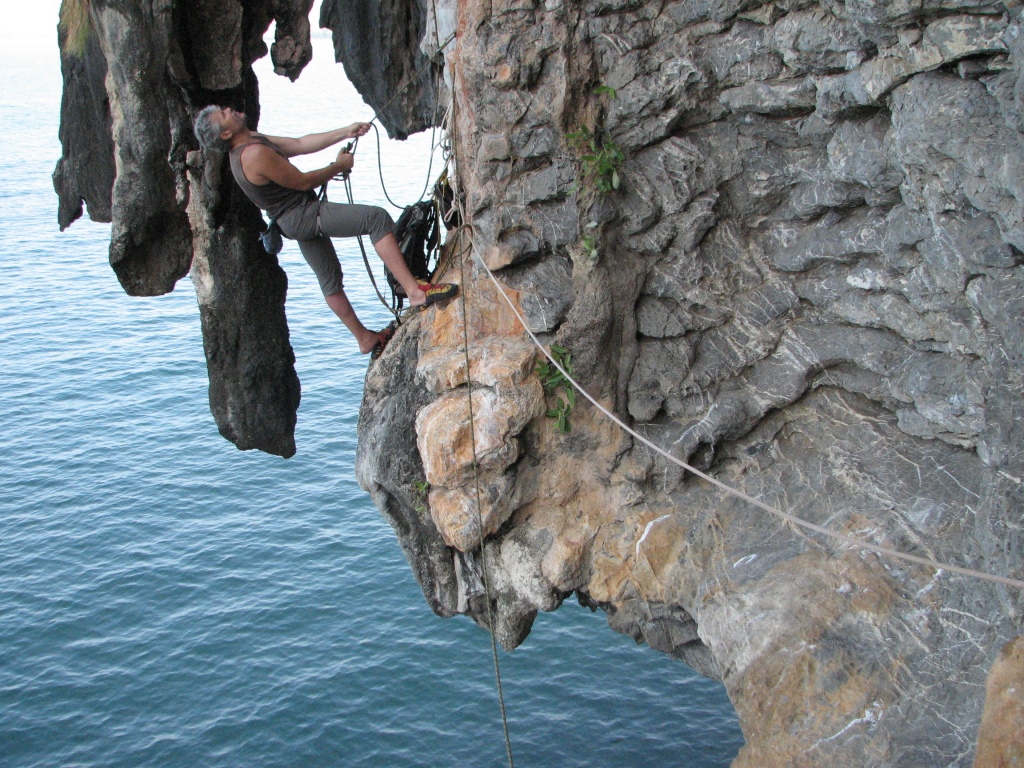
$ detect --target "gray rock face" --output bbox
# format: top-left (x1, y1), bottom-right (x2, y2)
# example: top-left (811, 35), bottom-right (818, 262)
top-left (187, 149), bottom-right (300, 458)
top-left (91, 0), bottom-right (193, 297)
top-left (355, 0), bottom-right (1024, 764)
top-left (53, 24), bottom-right (114, 231)
top-left (497, 254), bottom-right (576, 333)
top-left (319, 0), bottom-right (444, 139)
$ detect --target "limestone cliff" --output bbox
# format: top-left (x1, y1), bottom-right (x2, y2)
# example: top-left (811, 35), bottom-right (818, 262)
top-left (56, 0), bottom-right (1024, 764)
top-left (355, 1), bottom-right (1024, 765)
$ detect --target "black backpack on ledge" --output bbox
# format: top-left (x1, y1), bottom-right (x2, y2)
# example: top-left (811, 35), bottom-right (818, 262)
top-left (385, 173), bottom-right (461, 309)
top-left (387, 200), bottom-right (439, 306)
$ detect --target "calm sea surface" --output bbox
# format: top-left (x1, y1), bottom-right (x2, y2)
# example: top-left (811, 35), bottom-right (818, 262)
top-left (0, 18), bottom-right (744, 768)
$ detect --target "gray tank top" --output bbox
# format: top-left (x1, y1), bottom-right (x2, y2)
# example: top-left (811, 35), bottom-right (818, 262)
top-left (228, 135), bottom-right (315, 221)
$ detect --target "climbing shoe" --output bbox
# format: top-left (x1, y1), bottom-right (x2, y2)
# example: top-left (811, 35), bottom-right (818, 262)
top-left (418, 281), bottom-right (459, 307)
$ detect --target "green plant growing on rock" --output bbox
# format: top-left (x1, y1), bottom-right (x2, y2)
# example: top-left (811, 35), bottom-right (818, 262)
top-left (567, 125), bottom-right (625, 196)
top-left (412, 480), bottom-right (430, 513)
top-left (536, 345), bottom-right (576, 434)
top-left (59, 0), bottom-right (92, 58)
top-left (581, 233), bottom-right (598, 262)
top-left (567, 84), bottom-right (622, 265)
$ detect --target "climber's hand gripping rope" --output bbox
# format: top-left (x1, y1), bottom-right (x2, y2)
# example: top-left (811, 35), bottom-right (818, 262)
top-left (334, 140), bottom-right (356, 181)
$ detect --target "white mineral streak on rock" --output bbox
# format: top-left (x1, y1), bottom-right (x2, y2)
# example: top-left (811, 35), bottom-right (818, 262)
top-left (636, 514), bottom-right (672, 557)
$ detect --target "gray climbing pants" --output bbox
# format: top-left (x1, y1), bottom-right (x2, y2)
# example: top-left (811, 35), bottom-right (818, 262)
top-left (277, 200), bottom-right (396, 297)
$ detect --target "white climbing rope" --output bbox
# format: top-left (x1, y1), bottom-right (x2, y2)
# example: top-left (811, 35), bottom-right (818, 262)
top-left (446, 208), bottom-right (1024, 592)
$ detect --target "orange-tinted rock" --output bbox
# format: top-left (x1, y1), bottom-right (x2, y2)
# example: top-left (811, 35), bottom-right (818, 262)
top-left (975, 636), bottom-right (1024, 768)
top-left (422, 264), bottom-right (525, 348)
top-left (415, 379), bottom-right (543, 487)
top-left (416, 337), bottom-right (537, 393)
top-left (429, 471), bottom-right (518, 551)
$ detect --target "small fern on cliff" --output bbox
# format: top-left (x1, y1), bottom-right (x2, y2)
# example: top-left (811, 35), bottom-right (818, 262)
top-left (411, 480), bottom-right (430, 513)
top-left (536, 345), bottom-right (576, 434)
top-left (59, 0), bottom-right (92, 58)
top-left (566, 125), bottom-right (624, 196)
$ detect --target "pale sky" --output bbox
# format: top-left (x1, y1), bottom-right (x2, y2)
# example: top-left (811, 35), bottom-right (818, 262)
top-left (5, 0), bottom-right (61, 43)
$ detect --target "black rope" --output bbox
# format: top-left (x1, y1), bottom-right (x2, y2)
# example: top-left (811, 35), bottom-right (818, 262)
top-left (456, 228), bottom-right (516, 768)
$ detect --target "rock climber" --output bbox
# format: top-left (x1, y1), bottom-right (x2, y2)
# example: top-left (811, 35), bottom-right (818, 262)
top-left (193, 105), bottom-right (457, 357)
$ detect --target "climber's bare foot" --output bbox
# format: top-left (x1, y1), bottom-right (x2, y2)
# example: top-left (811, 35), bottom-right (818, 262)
top-left (357, 328), bottom-right (390, 355)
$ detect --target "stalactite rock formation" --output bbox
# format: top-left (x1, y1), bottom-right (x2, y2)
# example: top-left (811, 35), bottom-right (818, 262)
top-left (55, 0), bottom-right (449, 455)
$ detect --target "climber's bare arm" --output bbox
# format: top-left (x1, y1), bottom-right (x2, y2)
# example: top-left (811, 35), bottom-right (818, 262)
top-left (262, 123), bottom-right (371, 157)
top-left (239, 142), bottom-right (354, 191)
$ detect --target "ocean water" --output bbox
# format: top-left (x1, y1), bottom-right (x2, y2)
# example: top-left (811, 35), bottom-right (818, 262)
top-left (0, 12), bottom-right (745, 768)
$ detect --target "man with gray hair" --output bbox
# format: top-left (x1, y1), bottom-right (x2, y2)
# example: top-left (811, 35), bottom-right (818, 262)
top-left (193, 105), bottom-right (457, 357)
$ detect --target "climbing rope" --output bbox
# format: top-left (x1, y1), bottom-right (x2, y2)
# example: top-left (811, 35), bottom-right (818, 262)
top-left (335, 169), bottom-right (401, 322)
top-left (368, 120), bottom-right (445, 212)
top-left (369, 122), bottom-right (409, 210)
top-left (320, 31), bottom-right (456, 319)
top-left (348, 26), bottom-right (517, 764)
top-left (445, 199), bottom-right (1024, 592)
top-left (457, 226), bottom-right (517, 768)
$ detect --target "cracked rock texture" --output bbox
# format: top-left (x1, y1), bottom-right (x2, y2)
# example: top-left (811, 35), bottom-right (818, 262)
top-left (355, 0), bottom-right (1024, 765)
